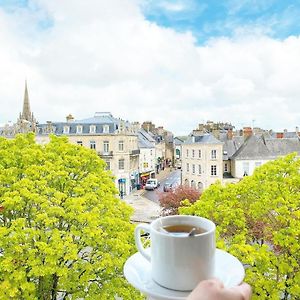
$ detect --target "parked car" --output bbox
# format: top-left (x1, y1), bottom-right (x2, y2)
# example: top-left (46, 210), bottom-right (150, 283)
top-left (145, 178), bottom-right (160, 190)
top-left (163, 182), bottom-right (173, 192)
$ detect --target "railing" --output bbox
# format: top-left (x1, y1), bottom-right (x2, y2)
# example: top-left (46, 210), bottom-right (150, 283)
top-left (98, 151), bottom-right (113, 157)
top-left (130, 149), bottom-right (140, 156)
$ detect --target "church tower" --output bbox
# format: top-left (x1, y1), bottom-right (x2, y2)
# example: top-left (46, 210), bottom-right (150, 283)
top-left (16, 81), bottom-right (37, 133)
top-left (21, 80), bottom-right (32, 121)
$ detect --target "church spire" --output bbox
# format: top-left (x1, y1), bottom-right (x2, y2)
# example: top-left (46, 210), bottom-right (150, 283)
top-left (22, 80), bottom-right (31, 121)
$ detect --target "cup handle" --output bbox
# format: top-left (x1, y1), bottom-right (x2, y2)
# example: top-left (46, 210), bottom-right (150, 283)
top-left (134, 223), bottom-right (151, 262)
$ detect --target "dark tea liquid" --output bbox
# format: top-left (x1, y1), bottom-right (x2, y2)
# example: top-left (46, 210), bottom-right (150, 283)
top-left (161, 224), bottom-right (206, 236)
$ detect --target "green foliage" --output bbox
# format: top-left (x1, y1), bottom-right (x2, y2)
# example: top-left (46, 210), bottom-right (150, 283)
top-left (180, 153), bottom-right (300, 299)
top-left (0, 134), bottom-right (144, 300)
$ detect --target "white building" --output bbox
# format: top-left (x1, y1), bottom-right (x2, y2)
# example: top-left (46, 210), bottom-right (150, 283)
top-left (138, 129), bottom-right (156, 186)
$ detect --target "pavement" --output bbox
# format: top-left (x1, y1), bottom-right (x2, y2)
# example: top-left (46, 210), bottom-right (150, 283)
top-left (123, 167), bottom-right (172, 223)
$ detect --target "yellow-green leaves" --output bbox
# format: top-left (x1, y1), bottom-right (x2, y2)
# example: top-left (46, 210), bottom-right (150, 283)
top-left (180, 154), bottom-right (300, 299)
top-left (0, 134), bottom-right (143, 299)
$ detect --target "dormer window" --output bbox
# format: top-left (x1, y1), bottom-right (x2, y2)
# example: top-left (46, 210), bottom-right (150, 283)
top-left (76, 125), bottom-right (83, 134)
top-left (90, 125), bottom-right (96, 134)
top-left (63, 126), bottom-right (70, 134)
top-left (103, 125), bottom-right (109, 133)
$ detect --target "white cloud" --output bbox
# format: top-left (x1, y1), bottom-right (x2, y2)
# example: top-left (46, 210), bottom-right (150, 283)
top-left (0, 0), bottom-right (300, 135)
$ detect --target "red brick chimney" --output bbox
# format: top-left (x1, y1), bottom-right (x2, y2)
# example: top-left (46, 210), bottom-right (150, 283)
top-left (276, 132), bottom-right (284, 138)
top-left (243, 127), bottom-right (253, 138)
top-left (227, 128), bottom-right (233, 140)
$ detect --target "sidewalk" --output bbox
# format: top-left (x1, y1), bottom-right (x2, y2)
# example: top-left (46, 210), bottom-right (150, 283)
top-left (123, 189), bottom-right (161, 223)
top-left (123, 167), bottom-right (172, 223)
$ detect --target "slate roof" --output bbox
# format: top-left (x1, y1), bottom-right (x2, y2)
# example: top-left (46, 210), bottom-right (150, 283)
top-left (37, 112), bottom-right (126, 135)
top-left (138, 129), bottom-right (155, 148)
top-left (231, 135), bottom-right (300, 160)
top-left (223, 136), bottom-right (244, 160)
top-left (174, 136), bottom-right (188, 145)
top-left (185, 134), bottom-right (223, 145)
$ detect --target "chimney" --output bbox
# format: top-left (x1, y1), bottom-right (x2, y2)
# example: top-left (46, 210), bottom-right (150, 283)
top-left (66, 114), bottom-right (74, 122)
top-left (276, 132), bottom-right (284, 139)
top-left (227, 128), bottom-right (233, 140)
top-left (243, 127), bottom-right (253, 139)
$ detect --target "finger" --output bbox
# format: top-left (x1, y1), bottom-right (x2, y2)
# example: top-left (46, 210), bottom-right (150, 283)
top-left (231, 283), bottom-right (252, 300)
top-left (196, 278), bottom-right (224, 290)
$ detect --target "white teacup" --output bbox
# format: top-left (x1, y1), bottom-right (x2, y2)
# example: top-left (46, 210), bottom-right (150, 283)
top-left (135, 215), bottom-right (216, 291)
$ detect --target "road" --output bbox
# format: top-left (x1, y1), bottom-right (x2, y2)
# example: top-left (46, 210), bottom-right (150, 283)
top-left (144, 169), bottom-right (181, 203)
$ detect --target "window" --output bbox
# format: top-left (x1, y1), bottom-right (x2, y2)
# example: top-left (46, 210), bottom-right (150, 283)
top-left (105, 161), bottom-right (110, 170)
top-left (103, 141), bottom-right (109, 153)
top-left (76, 126), bottom-right (82, 134)
top-left (187, 163), bottom-right (189, 172)
top-left (191, 180), bottom-right (196, 188)
top-left (211, 165), bottom-right (217, 176)
top-left (90, 141), bottom-right (96, 150)
top-left (211, 150), bottom-right (217, 159)
top-left (186, 149), bottom-right (189, 157)
top-left (198, 150), bottom-right (202, 158)
top-left (77, 141), bottom-right (83, 146)
top-left (90, 125), bottom-right (96, 133)
top-left (192, 164), bottom-right (195, 174)
top-left (255, 162), bottom-right (262, 167)
top-left (103, 125), bottom-right (109, 133)
top-left (150, 150), bottom-right (153, 156)
top-left (243, 162), bottom-right (249, 176)
top-left (224, 163), bottom-right (228, 172)
top-left (119, 140), bottom-right (124, 151)
top-left (119, 159), bottom-right (125, 170)
top-left (198, 164), bottom-right (201, 175)
top-left (63, 126), bottom-right (70, 134)
top-left (197, 182), bottom-right (203, 190)
top-left (192, 150), bottom-right (195, 158)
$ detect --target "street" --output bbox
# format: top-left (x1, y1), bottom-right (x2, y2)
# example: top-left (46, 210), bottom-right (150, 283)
top-left (143, 169), bottom-right (181, 203)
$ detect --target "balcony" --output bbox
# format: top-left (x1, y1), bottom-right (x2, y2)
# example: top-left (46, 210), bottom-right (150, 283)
top-left (130, 149), bottom-right (140, 156)
top-left (98, 151), bottom-right (113, 157)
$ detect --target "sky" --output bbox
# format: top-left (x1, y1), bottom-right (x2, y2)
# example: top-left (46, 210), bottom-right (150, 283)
top-left (1, 0), bottom-right (300, 135)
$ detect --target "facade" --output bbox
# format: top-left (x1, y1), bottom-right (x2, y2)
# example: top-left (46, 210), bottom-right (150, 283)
top-left (174, 136), bottom-right (188, 168)
top-left (137, 128), bottom-right (156, 186)
top-left (141, 121), bottom-right (174, 168)
top-left (181, 134), bottom-right (223, 191)
top-left (36, 112), bottom-right (140, 196)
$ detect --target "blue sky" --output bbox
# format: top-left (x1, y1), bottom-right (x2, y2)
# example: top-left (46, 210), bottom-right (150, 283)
top-left (141, 0), bottom-right (300, 43)
top-left (0, 0), bottom-right (300, 134)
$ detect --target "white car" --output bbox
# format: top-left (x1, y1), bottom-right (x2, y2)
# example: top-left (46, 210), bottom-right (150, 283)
top-left (145, 178), bottom-right (160, 190)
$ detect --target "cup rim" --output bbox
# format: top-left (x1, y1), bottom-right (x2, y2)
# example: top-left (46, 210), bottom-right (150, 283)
top-left (151, 215), bottom-right (215, 238)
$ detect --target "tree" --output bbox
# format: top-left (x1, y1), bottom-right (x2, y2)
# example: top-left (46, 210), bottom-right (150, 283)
top-left (180, 153), bottom-right (300, 299)
top-left (0, 134), bottom-right (143, 300)
top-left (159, 185), bottom-right (201, 215)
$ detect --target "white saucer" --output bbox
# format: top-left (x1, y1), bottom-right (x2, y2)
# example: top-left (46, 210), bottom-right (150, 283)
top-left (124, 248), bottom-right (245, 300)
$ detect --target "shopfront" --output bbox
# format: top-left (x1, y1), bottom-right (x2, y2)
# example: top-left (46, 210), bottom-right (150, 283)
top-left (118, 178), bottom-right (126, 198)
top-left (139, 171), bottom-right (155, 188)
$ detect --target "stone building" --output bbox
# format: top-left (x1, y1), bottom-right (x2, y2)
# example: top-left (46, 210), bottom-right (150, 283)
top-left (36, 112), bottom-right (140, 196)
top-left (181, 134), bottom-right (223, 191)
